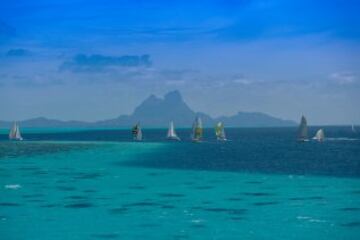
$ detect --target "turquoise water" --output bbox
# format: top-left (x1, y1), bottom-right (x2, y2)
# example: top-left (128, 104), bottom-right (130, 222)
top-left (1, 127), bottom-right (360, 239)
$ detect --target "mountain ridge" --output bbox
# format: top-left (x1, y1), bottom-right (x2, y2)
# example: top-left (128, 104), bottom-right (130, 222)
top-left (0, 90), bottom-right (296, 128)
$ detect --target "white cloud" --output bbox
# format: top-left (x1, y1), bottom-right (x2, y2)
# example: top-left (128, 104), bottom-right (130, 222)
top-left (329, 71), bottom-right (357, 85)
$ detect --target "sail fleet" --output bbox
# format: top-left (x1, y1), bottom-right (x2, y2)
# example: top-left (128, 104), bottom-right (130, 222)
top-left (7, 116), bottom-right (357, 142)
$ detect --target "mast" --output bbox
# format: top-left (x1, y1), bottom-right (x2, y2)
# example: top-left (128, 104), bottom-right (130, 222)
top-left (297, 115), bottom-right (308, 141)
top-left (167, 121), bottom-right (180, 140)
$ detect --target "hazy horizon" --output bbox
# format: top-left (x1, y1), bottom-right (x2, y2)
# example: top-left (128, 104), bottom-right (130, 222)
top-left (1, 0), bottom-right (359, 125)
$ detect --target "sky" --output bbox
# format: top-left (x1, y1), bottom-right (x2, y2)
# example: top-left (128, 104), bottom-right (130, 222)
top-left (0, 0), bottom-right (360, 125)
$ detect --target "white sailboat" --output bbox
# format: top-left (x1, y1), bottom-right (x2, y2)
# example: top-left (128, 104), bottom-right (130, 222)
top-left (167, 121), bottom-right (180, 141)
top-left (313, 128), bottom-right (325, 142)
top-left (9, 122), bottom-right (23, 141)
top-left (297, 115), bottom-right (308, 142)
top-left (191, 116), bottom-right (203, 142)
top-left (215, 122), bottom-right (227, 141)
top-left (132, 122), bottom-right (142, 141)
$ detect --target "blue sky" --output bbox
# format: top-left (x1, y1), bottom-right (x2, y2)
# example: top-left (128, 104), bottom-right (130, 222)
top-left (0, 0), bottom-right (359, 124)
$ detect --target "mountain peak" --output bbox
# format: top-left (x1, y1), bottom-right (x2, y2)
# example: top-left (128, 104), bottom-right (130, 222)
top-left (0, 90), bottom-right (296, 128)
top-left (129, 90), bottom-right (207, 126)
top-left (140, 94), bottom-right (161, 105)
top-left (164, 90), bottom-right (182, 102)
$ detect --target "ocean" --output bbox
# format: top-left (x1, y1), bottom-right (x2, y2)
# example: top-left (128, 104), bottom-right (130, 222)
top-left (0, 127), bottom-right (359, 239)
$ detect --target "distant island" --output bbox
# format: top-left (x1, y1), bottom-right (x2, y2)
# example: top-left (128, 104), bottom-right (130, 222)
top-left (0, 90), bottom-right (296, 128)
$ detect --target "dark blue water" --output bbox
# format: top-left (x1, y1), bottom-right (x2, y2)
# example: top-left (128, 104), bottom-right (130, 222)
top-left (1, 127), bottom-right (360, 239)
top-left (2, 127), bottom-right (359, 177)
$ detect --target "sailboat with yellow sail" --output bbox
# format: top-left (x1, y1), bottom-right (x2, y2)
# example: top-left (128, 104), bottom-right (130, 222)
top-left (191, 116), bottom-right (203, 142)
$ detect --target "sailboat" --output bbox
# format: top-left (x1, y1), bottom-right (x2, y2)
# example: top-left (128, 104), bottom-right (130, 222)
top-left (297, 115), bottom-right (308, 142)
top-left (215, 122), bottom-right (227, 141)
top-left (191, 116), bottom-right (203, 142)
top-left (132, 122), bottom-right (142, 141)
top-left (167, 121), bottom-right (180, 141)
top-left (9, 122), bottom-right (23, 141)
top-left (313, 128), bottom-right (325, 142)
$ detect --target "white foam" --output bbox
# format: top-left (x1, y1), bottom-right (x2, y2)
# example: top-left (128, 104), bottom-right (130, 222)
top-left (4, 184), bottom-right (22, 190)
top-left (309, 218), bottom-right (326, 223)
top-left (191, 219), bottom-right (205, 224)
top-left (297, 216), bottom-right (326, 223)
top-left (326, 137), bottom-right (359, 141)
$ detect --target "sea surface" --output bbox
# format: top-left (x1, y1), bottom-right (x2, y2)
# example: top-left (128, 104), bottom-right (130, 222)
top-left (0, 127), bottom-right (360, 240)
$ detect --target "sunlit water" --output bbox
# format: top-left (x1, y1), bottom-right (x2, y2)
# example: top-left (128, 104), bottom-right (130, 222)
top-left (1, 127), bottom-right (359, 239)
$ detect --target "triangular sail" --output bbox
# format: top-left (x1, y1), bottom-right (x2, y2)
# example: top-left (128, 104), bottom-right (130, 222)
top-left (297, 115), bottom-right (308, 141)
top-left (15, 125), bottom-right (22, 139)
top-left (215, 122), bottom-right (226, 141)
top-left (132, 122), bottom-right (142, 141)
top-left (9, 122), bottom-right (23, 140)
top-left (167, 121), bottom-right (180, 140)
top-left (191, 117), bottom-right (203, 141)
top-left (9, 122), bottom-right (16, 139)
top-left (313, 128), bottom-right (325, 141)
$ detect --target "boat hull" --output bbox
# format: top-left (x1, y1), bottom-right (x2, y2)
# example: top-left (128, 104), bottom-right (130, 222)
top-left (217, 137), bottom-right (227, 141)
top-left (9, 138), bottom-right (23, 141)
top-left (297, 138), bottom-right (309, 142)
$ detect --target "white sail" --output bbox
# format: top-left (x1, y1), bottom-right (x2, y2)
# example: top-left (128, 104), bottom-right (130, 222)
top-left (9, 122), bottom-right (16, 139)
top-left (167, 121), bottom-right (180, 141)
top-left (136, 126), bottom-right (142, 141)
top-left (191, 117), bottom-right (203, 141)
top-left (9, 122), bottom-right (23, 141)
top-left (132, 123), bottom-right (142, 141)
top-left (313, 128), bottom-right (325, 142)
top-left (297, 115), bottom-right (308, 141)
top-left (215, 122), bottom-right (227, 141)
